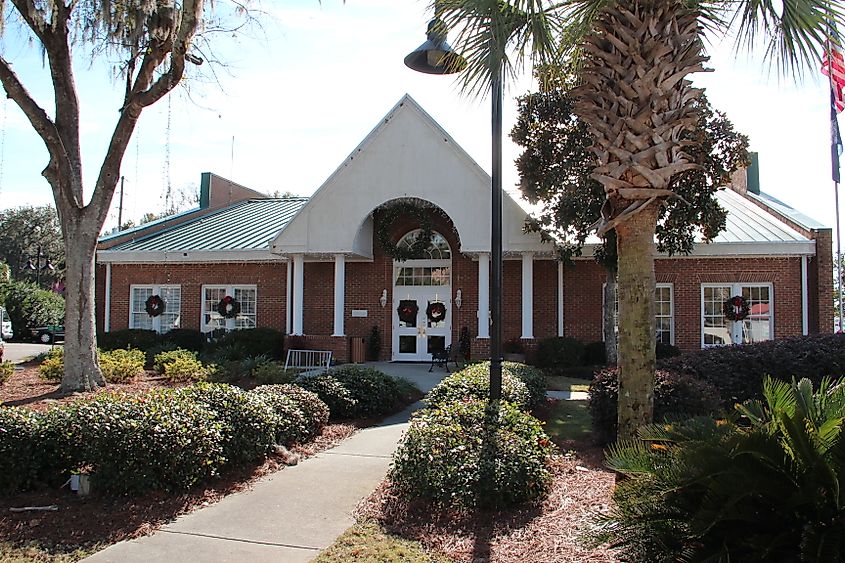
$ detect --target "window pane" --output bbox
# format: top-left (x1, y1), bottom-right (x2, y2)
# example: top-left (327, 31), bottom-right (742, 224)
top-left (130, 287), bottom-right (153, 330)
top-left (234, 287), bottom-right (257, 329)
top-left (159, 287), bottom-right (181, 332)
top-left (203, 287), bottom-right (227, 332)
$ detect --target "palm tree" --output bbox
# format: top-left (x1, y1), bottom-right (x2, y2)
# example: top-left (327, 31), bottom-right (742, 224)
top-left (441, 0), bottom-right (843, 440)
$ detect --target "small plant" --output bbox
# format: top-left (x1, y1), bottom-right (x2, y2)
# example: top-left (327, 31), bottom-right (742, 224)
top-left (99, 348), bottom-right (145, 383)
top-left (153, 348), bottom-right (198, 374)
top-left (536, 337), bottom-right (586, 371)
top-left (38, 347), bottom-right (64, 383)
top-left (253, 362), bottom-right (295, 385)
top-left (164, 355), bottom-right (208, 383)
top-left (390, 399), bottom-right (555, 508)
top-left (0, 360), bottom-right (13, 384)
top-left (367, 325), bottom-right (382, 361)
top-left (459, 326), bottom-right (472, 360)
top-left (240, 354), bottom-right (271, 376)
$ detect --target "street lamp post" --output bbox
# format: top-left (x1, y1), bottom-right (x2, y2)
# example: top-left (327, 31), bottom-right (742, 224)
top-left (405, 13), bottom-right (504, 401)
top-left (25, 244), bottom-right (55, 288)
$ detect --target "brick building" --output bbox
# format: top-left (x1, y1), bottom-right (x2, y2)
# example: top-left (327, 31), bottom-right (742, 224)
top-left (96, 95), bottom-right (833, 362)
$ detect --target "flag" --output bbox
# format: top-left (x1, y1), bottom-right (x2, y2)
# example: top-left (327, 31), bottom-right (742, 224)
top-left (832, 89), bottom-right (843, 183)
top-left (823, 25), bottom-right (845, 112)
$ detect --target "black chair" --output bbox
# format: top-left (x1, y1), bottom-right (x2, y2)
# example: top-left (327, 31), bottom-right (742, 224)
top-left (429, 344), bottom-right (460, 372)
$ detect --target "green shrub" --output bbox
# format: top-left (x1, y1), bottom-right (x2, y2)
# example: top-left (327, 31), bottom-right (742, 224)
top-left (240, 354), bottom-right (271, 376)
top-left (177, 383), bottom-right (276, 465)
top-left (0, 407), bottom-right (42, 493)
top-left (328, 366), bottom-right (412, 418)
top-left (53, 390), bottom-right (224, 493)
top-left (2, 281), bottom-right (64, 338)
top-left (596, 377), bottom-right (845, 563)
top-left (588, 367), bottom-right (722, 444)
top-left (250, 390), bottom-right (309, 445)
top-left (536, 337), bottom-right (586, 370)
top-left (253, 362), bottom-right (296, 385)
top-left (582, 341), bottom-right (608, 366)
top-left (98, 329), bottom-right (160, 352)
top-left (161, 328), bottom-right (207, 352)
top-left (0, 360), bottom-right (13, 384)
top-left (207, 328), bottom-right (285, 361)
top-left (425, 361), bottom-right (545, 411)
top-left (207, 360), bottom-right (246, 383)
top-left (659, 334), bottom-right (845, 408)
top-left (390, 399), bottom-right (555, 508)
top-left (296, 373), bottom-right (358, 419)
top-left (164, 355), bottom-right (208, 383)
top-left (655, 342), bottom-right (682, 359)
top-left (99, 348), bottom-right (145, 383)
top-left (252, 384), bottom-right (329, 441)
top-left (38, 347), bottom-right (64, 382)
top-left (153, 348), bottom-right (198, 374)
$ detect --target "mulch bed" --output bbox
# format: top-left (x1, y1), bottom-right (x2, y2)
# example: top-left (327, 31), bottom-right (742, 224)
top-left (0, 363), bottom-right (360, 557)
top-left (356, 452), bottom-right (617, 563)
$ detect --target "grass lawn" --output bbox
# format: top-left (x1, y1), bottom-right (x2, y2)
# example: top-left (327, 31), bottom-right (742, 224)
top-left (545, 375), bottom-right (590, 393)
top-left (313, 522), bottom-right (449, 562)
top-left (540, 400), bottom-right (593, 444)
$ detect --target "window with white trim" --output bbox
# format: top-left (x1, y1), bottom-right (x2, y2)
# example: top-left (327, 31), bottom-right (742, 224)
top-left (702, 283), bottom-right (772, 347)
top-left (602, 283), bottom-right (674, 344)
top-left (129, 285), bottom-right (181, 333)
top-left (201, 285), bottom-right (257, 333)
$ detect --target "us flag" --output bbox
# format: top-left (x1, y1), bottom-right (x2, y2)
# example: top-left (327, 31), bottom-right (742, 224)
top-left (824, 26), bottom-right (845, 112)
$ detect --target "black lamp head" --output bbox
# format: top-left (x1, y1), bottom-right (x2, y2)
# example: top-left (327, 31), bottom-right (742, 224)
top-left (404, 18), bottom-right (466, 75)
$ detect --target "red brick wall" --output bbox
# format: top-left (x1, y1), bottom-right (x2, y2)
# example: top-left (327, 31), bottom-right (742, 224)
top-left (99, 262), bottom-right (287, 333)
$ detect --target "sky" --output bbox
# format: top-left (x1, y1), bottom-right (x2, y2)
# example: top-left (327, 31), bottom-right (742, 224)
top-left (0, 0), bottom-right (842, 243)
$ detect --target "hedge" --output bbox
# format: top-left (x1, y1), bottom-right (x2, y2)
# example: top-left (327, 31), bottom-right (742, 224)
top-left (425, 361), bottom-right (546, 411)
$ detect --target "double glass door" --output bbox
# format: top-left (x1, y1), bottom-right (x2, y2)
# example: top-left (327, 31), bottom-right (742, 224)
top-left (392, 286), bottom-right (451, 361)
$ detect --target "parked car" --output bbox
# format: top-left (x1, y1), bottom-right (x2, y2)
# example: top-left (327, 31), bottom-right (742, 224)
top-left (31, 325), bottom-right (64, 344)
top-left (0, 307), bottom-right (12, 340)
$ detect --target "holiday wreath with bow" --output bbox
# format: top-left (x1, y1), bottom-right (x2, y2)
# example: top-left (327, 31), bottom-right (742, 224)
top-left (145, 295), bottom-right (166, 317)
top-left (723, 295), bottom-right (750, 321)
top-left (426, 301), bottom-right (447, 323)
top-left (217, 295), bottom-right (241, 319)
top-left (397, 300), bottom-right (419, 324)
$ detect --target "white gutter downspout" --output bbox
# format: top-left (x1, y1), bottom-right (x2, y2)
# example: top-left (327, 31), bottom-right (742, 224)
top-left (801, 256), bottom-right (809, 335)
top-left (286, 259), bottom-right (293, 334)
top-left (557, 261), bottom-right (564, 337)
top-left (104, 263), bottom-right (112, 333)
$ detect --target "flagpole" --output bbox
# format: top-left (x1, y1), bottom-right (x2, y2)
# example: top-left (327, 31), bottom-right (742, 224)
top-left (826, 28), bottom-right (845, 332)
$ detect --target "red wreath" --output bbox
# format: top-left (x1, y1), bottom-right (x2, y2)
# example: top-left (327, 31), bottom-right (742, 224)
top-left (145, 295), bottom-right (166, 317)
top-left (426, 301), bottom-right (447, 323)
top-left (724, 295), bottom-right (750, 321)
top-left (397, 300), bottom-right (418, 324)
top-left (217, 295), bottom-right (241, 319)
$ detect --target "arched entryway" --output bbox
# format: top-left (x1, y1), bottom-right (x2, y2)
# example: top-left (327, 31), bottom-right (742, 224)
top-left (392, 230), bottom-right (452, 361)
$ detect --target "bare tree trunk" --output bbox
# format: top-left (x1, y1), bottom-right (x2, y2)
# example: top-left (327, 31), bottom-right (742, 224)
top-left (603, 273), bottom-right (618, 366)
top-left (615, 203), bottom-right (658, 441)
top-left (60, 212), bottom-right (105, 393)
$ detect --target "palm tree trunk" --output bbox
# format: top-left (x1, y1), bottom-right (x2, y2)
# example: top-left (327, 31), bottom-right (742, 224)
top-left (615, 202), bottom-right (658, 441)
top-left (60, 212), bottom-right (105, 393)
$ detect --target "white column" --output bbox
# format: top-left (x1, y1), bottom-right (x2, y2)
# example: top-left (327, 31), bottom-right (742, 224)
top-left (333, 254), bottom-right (345, 337)
top-left (477, 252), bottom-right (490, 339)
top-left (801, 256), bottom-right (809, 335)
top-left (285, 259), bottom-right (292, 334)
top-left (292, 254), bottom-right (304, 335)
top-left (521, 252), bottom-right (534, 339)
top-left (557, 261), bottom-right (564, 337)
top-left (104, 262), bottom-right (112, 333)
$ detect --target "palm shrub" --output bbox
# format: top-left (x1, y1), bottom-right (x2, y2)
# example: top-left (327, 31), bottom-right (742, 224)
top-left (99, 348), bottom-right (145, 383)
top-left (597, 377), bottom-right (845, 562)
top-left (390, 399), bottom-right (555, 508)
top-left (253, 362), bottom-right (295, 385)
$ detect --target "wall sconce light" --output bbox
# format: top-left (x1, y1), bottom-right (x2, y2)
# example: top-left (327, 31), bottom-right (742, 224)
top-left (455, 289), bottom-right (462, 309)
top-left (379, 289), bottom-right (388, 308)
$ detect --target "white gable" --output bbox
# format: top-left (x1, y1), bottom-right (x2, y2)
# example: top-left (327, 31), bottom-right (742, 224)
top-left (270, 95), bottom-right (548, 259)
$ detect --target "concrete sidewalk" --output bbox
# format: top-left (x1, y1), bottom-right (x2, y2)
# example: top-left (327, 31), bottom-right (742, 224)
top-left (84, 401), bottom-right (420, 563)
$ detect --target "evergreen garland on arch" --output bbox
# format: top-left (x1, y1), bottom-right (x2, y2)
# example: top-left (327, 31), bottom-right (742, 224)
top-left (375, 201), bottom-right (435, 261)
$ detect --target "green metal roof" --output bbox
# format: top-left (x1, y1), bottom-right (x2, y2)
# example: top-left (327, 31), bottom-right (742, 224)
top-left (108, 198), bottom-right (309, 252)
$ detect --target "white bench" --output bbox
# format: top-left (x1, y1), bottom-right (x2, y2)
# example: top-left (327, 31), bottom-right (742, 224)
top-left (284, 349), bottom-right (332, 373)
